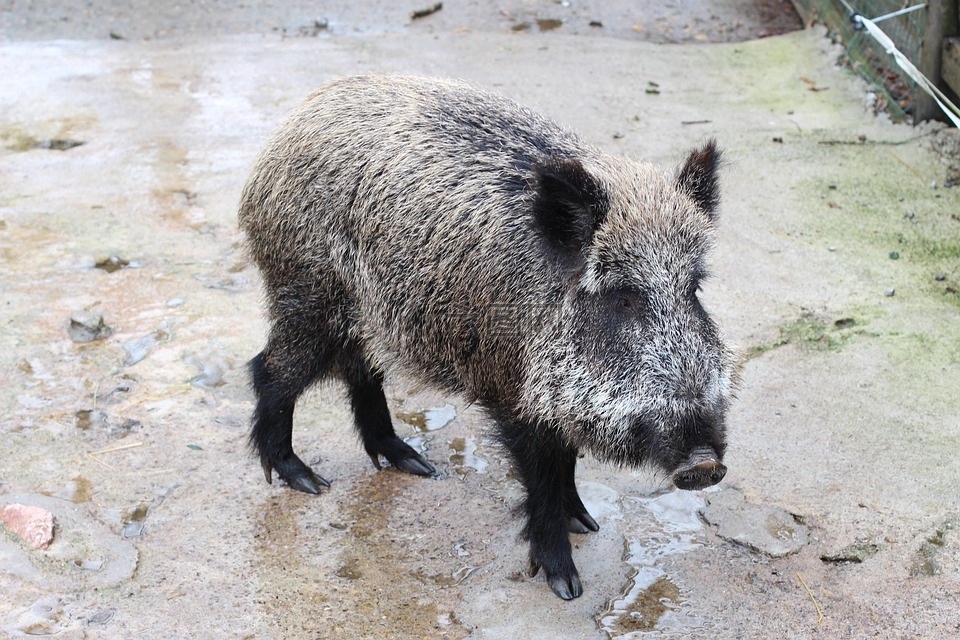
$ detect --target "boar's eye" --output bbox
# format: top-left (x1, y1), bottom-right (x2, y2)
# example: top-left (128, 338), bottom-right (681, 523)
top-left (611, 289), bottom-right (648, 316)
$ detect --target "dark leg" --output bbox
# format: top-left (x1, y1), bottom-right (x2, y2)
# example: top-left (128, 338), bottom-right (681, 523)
top-left (339, 351), bottom-right (436, 477)
top-left (250, 348), bottom-right (332, 494)
top-left (498, 415), bottom-right (583, 600)
top-left (562, 452), bottom-right (600, 534)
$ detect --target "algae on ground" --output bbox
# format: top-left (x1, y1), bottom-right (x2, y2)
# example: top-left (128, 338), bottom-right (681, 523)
top-left (747, 311), bottom-right (873, 359)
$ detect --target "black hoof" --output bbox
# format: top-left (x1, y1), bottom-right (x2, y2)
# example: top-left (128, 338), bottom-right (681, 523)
top-left (548, 572), bottom-right (583, 600)
top-left (529, 560), bottom-right (583, 600)
top-left (367, 437), bottom-right (438, 477)
top-left (566, 512), bottom-right (600, 534)
top-left (262, 455), bottom-right (330, 494)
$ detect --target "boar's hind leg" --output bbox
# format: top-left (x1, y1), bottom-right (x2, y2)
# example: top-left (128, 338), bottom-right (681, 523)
top-left (339, 350), bottom-right (437, 477)
top-left (499, 418), bottom-right (583, 600)
top-left (250, 347), bottom-right (332, 494)
top-left (563, 453), bottom-right (600, 534)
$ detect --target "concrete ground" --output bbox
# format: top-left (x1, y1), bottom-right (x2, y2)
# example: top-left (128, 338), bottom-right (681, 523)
top-left (1, 2), bottom-right (959, 639)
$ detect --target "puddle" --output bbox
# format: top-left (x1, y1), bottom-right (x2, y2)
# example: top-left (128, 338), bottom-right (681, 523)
top-left (448, 436), bottom-right (488, 478)
top-left (403, 433), bottom-right (428, 455)
top-left (94, 255), bottom-right (135, 273)
top-left (604, 575), bottom-right (683, 635)
top-left (121, 503), bottom-right (149, 538)
top-left (75, 408), bottom-right (107, 430)
top-left (3, 596), bottom-right (71, 637)
top-left (42, 476), bottom-right (94, 503)
top-left (537, 18), bottom-right (563, 31)
top-left (599, 490), bottom-right (707, 638)
top-left (254, 473), bottom-right (467, 638)
top-left (396, 403), bottom-right (456, 432)
top-left (578, 481), bottom-right (621, 522)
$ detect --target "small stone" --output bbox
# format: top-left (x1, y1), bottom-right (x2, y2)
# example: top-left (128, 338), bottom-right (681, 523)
top-left (828, 246), bottom-right (837, 252)
top-left (165, 297), bottom-right (185, 307)
top-left (884, 288), bottom-right (896, 297)
top-left (69, 310), bottom-right (113, 343)
top-left (0, 503), bottom-right (55, 549)
top-left (935, 274), bottom-right (946, 281)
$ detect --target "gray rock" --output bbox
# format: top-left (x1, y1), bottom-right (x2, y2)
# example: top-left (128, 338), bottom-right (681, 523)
top-left (700, 488), bottom-right (809, 557)
top-left (68, 310), bottom-right (113, 343)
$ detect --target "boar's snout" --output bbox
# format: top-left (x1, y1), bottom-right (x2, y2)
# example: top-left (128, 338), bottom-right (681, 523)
top-left (672, 447), bottom-right (726, 490)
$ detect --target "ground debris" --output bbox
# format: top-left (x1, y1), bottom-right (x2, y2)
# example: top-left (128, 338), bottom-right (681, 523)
top-left (701, 488), bottom-right (809, 557)
top-left (68, 309), bottom-right (113, 343)
top-left (911, 517), bottom-right (957, 576)
top-left (820, 539), bottom-right (882, 564)
top-left (411, 2), bottom-right (442, 20)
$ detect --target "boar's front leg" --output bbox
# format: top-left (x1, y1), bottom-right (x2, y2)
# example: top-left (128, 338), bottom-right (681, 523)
top-left (338, 349), bottom-right (437, 477)
top-left (562, 452), bottom-right (599, 534)
top-left (498, 416), bottom-right (584, 600)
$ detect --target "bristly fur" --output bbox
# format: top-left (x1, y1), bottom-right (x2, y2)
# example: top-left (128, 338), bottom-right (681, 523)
top-left (238, 75), bottom-right (737, 600)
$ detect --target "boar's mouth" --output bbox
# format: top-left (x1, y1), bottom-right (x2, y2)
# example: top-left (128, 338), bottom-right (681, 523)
top-left (672, 446), bottom-right (726, 490)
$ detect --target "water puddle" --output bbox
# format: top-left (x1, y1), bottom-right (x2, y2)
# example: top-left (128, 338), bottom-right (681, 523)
top-left (578, 481), bottom-right (621, 522)
top-left (448, 436), bottom-right (488, 478)
top-left (599, 490), bottom-right (708, 638)
top-left (537, 18), bottom-right (563, 31)
top-left (396, 403), bottom-right (456, 432)
top-left (94, 255), bottom-right (135, 273)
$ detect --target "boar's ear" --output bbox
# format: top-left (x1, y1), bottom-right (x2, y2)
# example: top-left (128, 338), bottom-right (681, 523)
top-left (677, 140), bottom-right (722, 217)
top-left (532, 157), bottom-right (609, 256)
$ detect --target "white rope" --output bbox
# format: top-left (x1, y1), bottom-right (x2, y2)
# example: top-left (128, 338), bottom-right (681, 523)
top-left (853, 12), bottom-right (960, 127)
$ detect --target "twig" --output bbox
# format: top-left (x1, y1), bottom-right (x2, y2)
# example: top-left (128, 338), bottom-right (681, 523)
top-left (86, 454), bottom-right (115, 469)
top-left (888, 151), bottom-right (928, 182)
top-left (796, 572), bottom-right (825, 624)
top-left (89, 441), bottom-right (144, 456)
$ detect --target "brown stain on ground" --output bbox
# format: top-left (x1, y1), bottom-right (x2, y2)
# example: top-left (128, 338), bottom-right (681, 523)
top-left (255, 471), bottom-right (469, 639)
top-left (602, 574), bottom-right (683, 635)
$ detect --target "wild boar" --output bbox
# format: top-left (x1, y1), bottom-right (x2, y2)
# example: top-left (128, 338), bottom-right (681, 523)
top-left (238, 75), bottom-right (737, 599)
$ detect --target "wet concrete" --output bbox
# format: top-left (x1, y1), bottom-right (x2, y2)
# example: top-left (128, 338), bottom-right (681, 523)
top-left (1, 3), bottom-right (959, 639)
top-left (0, 0), bottom-right (802, 43)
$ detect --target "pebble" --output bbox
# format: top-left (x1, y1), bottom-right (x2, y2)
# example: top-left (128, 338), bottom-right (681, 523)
top-left (0, 503), bottom-right (55, 549)
top-left (884, 288), bottom-right (895, 297)
top-left (68, 310), bottom-right (113, 343)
